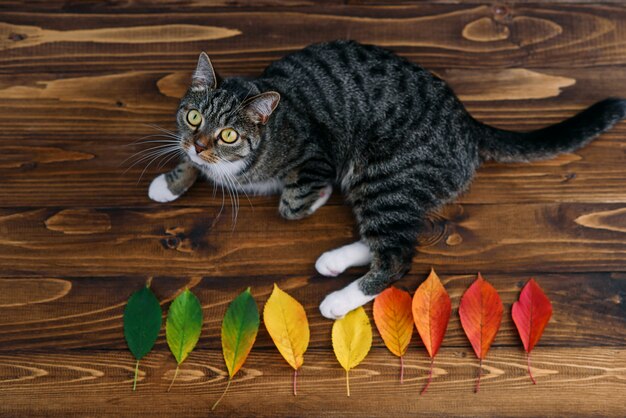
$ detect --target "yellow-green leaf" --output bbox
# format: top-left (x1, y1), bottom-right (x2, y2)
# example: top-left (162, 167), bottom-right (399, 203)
top-left (221, 288), bottom-right (260, 379)
top-left (263, 284), bottom-right (310, 395)
top-left (332, 306), bottom-right (372, 396)
top-left (213, 288), bottom-right (259, 410)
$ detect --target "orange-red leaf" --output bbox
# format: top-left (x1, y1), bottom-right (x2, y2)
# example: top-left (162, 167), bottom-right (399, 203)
top-left (512, 278), bottom-right (552, 384)
top-left (459, 273), bottom-right (503, 359)
top-left (458, 273), bottom-right (503, 392)
top-left (373, 287), bottom-right (413, 383)
top-left (412, 269), bottom-right (451, 359)
top-left (412, 268), bottom-right (451, 394)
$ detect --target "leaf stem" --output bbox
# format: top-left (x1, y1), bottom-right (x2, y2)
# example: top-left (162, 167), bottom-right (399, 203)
top-left (212, 379), bottom-right (232, 411)
top-left (346, 369), bottom-right (351, 397)
top-left (167, 365), bottom-right (179, 392)
top-left (475, 358), bottom-right (482, 393)
top-left (132, 359), bottom-right (140, 391)
top-left (400, 355), bottom-right (404, 384)
top-left (293, 369), bottom-right (298, 396)
top-left (421, 357), bottom-right (434, 395)
top-left (527, 351), bottom-right (537, 385)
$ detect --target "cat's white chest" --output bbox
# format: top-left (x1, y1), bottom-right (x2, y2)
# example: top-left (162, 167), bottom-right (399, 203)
top-left (191, 151), bottom-right (283, 195)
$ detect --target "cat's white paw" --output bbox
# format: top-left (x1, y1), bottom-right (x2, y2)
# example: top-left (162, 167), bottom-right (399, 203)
top-left (309, 184), bottom-right (333, 213)
top-left (149, 174), bottom-right (179, 203)
top-left (315, 241), bottom-right (372, 277)
top-left (319, 280), bottom-right (377, 319)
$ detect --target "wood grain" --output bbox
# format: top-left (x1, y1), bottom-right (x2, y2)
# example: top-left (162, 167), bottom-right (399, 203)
top-left (0, 1), bottom-right (624, 416)
top-left (3, 4), bottom-right (626, 72)
top-left (0, 203), bottom-right (624, 277)
top-left (0, 348), bottom-right (623, 417)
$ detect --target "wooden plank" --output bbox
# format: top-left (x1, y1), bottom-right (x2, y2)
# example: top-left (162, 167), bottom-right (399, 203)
top-left (0, 67), bottom-right (624, 207)
top-left (0, 203), bottom-right (624, 278)
top-left (6, 0), bottom-right (626, 13)
top-left (0, 347), bottom-right (623, 416)
top-left (3, 4), bottom-right (626, 72)
top-left (0, 272), bottom-right (623, 351)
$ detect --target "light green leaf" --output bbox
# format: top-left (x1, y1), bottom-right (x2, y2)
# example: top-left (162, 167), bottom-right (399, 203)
top-left (165, 288), bottom-right (203, 391)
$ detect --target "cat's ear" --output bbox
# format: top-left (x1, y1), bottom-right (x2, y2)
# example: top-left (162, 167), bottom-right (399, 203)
top-left (192, 52), bottom-right (217, 90)
top-left (243, 92), bottom-right (280, 124)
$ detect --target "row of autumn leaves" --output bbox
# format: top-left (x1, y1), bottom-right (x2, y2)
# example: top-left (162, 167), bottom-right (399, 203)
top-left (123, 270), bottom-right (552, 407)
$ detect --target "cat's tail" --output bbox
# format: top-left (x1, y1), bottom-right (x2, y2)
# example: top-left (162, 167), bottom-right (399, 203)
top-left (476, 98), bottom-right (626, 163)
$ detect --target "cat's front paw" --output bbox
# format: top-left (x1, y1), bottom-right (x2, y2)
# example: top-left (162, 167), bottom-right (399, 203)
top-left (315, 241), bottom-right (372, 277)
top-left (148, 174), bottom-right (179, 203)
top-left (319, 280), bottom-right (377, 319)
top-left (315, 251), bottom-right (345, 277)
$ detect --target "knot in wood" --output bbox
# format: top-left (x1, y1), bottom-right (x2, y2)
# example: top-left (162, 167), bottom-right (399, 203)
top-left (8, 33), bottom-right (26, 41)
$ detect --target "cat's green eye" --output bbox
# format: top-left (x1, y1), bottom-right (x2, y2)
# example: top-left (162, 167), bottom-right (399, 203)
top-left (219, 128), bottom-right (239, 144)
top-left (186, 109), bottom-right (202, 127)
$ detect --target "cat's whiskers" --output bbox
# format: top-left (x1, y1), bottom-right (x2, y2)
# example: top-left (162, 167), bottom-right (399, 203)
top-left (219, 158), bottom-right (252, 210)
top-left (121, 143), bottom-right (180, 169)
top-left (124, 148), bottom-right (178, 177)
top-left (125, 133), bottom-right (181, 147)
top-left (157, 149), bottom-right (185, 170)
top-left (128, 139), bottom-right (180, 147)
top-left (137, 146), bottom-right (182, 184)
top-left (212, 159), bottom-right (239, 229)
top-left (123, 124), bottom-right (185, 181)
top-left (142, 123), bottom-right (180, 138)
top-left (217, 157), bottom-right (245, 223)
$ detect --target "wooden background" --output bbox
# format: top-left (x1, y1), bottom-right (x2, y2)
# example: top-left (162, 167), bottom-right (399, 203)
top-left (0, 0), bottom-right (625, 416)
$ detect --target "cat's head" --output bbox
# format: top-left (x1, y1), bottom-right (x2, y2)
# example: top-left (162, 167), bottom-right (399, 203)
top-left (176, 52), bottom-right (280, 174)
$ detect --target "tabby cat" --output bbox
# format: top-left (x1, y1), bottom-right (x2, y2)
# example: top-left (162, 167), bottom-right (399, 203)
top-left (148, 40), bottom-right (626, 319)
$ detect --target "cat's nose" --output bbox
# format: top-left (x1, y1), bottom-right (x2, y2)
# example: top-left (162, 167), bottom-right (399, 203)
top-left (194, 137), bottom-right (209, 154)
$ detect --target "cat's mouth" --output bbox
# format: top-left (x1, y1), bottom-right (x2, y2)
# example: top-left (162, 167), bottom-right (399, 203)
top-left (187, 146), bottom-right (214, 167)
top-left (186, 146), bottom-right (247, 178)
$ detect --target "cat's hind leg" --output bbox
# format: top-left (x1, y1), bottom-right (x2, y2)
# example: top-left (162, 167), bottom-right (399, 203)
top-left (319, 245), bottom-right (414, 319)
top-left (319, 161), bottom-right (425, 318)
top-left (149, 161), bottom-right (199, 202)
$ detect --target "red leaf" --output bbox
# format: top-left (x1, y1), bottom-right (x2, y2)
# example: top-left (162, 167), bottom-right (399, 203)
top-left (512, 278), bottom-right (553, 384)
top-left (458, 273), bottom-right (503, 392)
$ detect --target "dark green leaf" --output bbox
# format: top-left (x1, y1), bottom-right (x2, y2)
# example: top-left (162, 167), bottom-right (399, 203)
top-left (124, 285), bottom-right (162, 361)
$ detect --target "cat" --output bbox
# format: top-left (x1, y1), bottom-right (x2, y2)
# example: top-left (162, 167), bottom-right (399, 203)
top-left (147, 40), bottom-right (626, 319)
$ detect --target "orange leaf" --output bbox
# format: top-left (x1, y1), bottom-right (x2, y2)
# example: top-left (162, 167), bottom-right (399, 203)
top-left (458, 273), bottom-right (503, 392)
top-left (512, 278), bottom-right (552, 384)
top-left (373, 287), bottom-right (413, 383)
top-left (412, 268), bottom-right (451, 394)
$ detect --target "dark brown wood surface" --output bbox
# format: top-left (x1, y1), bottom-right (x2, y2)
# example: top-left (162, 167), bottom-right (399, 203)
top-left (0, 1), bottom-right (625, 416)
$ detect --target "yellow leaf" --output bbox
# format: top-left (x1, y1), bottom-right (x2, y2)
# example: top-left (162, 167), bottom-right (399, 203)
top-left (263, 284), bottom-right (310, 371)
top-left (331, 306), bottom-right (372, 396)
